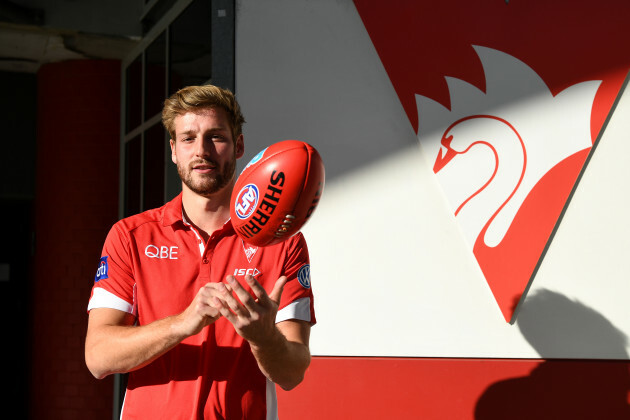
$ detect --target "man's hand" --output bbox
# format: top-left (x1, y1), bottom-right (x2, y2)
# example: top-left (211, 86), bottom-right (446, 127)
top-left (212, 275), bottom-right (287, 346)
top-left (86, 282), bottom-right (229, 379)
top-left (212, 275), bottom-right (311, 390)
top-left (173, 282), bottom-right (230, 337)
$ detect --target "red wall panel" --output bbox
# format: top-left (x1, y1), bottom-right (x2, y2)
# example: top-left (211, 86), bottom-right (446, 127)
top-left (278, 357), bottom-right (630, 419)
top-left (32, 60), bottom-right (121, 420)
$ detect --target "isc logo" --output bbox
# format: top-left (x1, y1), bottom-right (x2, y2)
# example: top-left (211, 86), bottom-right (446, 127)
top-left (233, 268), bottom-right (261, 277)
top-left (235, 184), bottom-right (259, 219)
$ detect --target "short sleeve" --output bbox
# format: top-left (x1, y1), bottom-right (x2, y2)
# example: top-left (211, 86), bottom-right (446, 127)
top-left (87, 223), bottom-right (137, 315)
top-left (276, 233), bottom-right (316, 325)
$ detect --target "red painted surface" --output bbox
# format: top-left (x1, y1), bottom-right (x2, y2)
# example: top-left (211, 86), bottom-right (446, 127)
top-left (32, 60), bottom-right (120, 420)
top-left (353, 0), bottom-right (630, 138)
top-left (278, 357), bottom-right (630, 419)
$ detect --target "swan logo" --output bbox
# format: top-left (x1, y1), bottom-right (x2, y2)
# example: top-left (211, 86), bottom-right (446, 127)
top-left (355, 1), bottom-right (629, 323)
top-left (350, 1), bottom-right (630, 337)
top-left (414, 46), bottom-right (600, 321)
top-left (242, 241), bottom-right (259, 263)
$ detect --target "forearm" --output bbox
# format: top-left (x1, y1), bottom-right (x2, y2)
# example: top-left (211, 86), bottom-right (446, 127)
top-left (85, 312), bottom-right (189, 379)
top-left (249, 323), bottom-right (311, 391)
top-left (86, 284), bottom-right (225, 379)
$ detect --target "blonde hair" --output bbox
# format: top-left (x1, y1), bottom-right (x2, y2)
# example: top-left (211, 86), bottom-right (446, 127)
top-left (162, 85), bottom-right (245, 142)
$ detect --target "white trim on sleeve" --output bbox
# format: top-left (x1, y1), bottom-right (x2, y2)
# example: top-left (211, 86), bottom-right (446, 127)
top-left (275, 297), bottom-right (311, 323)
top-left (87, 287), bottom-right (136, 315)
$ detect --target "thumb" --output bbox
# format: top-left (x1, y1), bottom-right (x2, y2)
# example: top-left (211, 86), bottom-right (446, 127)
top-left (269, 276), bottom-right (288, 304)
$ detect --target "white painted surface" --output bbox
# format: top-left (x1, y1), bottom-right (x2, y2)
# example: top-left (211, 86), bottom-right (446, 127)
top-left (236, 0), bottom-right (630, 359)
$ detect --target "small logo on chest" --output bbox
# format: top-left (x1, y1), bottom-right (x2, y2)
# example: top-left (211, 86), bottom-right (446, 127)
top-left (242, 241), bottom-right (259, 263)
top-left (233, 268), bottom-right (261, 278)
top-left (144, 244), bottom-right (179, 259)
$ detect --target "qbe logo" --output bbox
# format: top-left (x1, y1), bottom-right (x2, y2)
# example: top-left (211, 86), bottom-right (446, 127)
top-left (297, 264), bottom-right (311, 289)
top-left (235, 184), bottom-right (259, 220)
top-left (95, 256), bottom-right (109, 282)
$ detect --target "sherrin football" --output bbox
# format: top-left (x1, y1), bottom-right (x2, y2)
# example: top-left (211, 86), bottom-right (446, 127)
top-left (230, 140), bottom-right (325, 247)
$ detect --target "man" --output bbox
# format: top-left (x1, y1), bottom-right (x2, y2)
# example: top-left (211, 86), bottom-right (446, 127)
top-left (85, 85), bottom-right (315, 419)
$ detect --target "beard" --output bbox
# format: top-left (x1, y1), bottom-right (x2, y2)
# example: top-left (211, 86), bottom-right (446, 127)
top-left (177, 155), bottom-right (236, 198)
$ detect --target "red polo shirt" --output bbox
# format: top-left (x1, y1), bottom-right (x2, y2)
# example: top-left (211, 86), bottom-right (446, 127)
top-left (88, 193), bottom-right (315, 420)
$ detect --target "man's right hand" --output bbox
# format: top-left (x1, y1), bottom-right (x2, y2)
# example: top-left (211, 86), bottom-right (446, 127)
top-left (86, 282), bottom-right (229, 379)
top-left (172, 282), bottom-right (231, 337)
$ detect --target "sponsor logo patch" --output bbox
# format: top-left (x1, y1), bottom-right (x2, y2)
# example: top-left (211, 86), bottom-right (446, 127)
top-left (144, 245), bottom-right (179, 259)
top-left (297, 264), bottom-right (311, 289)
top-left (235, 184), bottom-right (260, 220)
top-left (95, 256), bottom-right (108, 282)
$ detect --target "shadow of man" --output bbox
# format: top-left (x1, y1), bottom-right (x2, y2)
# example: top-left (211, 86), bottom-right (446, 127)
top-left (475, 289), bottom-right (630, 419)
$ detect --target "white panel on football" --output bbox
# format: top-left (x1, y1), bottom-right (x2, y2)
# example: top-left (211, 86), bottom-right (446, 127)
top-left (236, 0), bottom-right (630, 358)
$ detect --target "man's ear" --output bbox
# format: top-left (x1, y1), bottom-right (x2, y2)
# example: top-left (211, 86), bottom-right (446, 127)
top-left (235, 134), bottom-right (244, 159)
top-left (170, 139), bottom-right (177, 164)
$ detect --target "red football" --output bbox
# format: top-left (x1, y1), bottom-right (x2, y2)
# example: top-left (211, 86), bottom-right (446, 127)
top-left (230, 140), bottom-right (325, 246)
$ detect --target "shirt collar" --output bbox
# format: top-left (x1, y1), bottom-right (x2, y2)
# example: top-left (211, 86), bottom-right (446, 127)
top-left (161, 193), bottom-right (184, 227)
top-left (161, 192), bottom-right (235, 233)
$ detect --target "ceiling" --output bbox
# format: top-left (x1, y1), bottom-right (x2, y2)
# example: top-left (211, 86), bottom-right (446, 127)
top-left (0, 0), bottom-right (141, 73)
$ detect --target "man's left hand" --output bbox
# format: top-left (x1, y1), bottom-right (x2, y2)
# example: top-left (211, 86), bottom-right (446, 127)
top-left (212, 274), bottom-right (288, 346)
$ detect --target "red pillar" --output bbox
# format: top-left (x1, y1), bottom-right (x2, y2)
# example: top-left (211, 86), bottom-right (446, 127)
top-left (32, 60), bottom-right (120, 419)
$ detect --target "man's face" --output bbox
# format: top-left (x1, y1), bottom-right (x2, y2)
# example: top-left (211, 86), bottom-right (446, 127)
top-left (170, 107), bottom-right (244, 198)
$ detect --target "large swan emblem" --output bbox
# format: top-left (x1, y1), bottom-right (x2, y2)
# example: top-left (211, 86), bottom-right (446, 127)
top-left (417, 46), bottom-right (600, 321)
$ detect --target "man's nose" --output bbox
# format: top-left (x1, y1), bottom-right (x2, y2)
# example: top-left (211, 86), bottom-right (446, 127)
top-left (194, 137), bottom-right (214, 157)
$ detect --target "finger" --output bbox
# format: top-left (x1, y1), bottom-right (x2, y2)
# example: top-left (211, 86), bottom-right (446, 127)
top-left (199, 283), bottom-right (232, 303)
top-left (200, 302), bottom-right (221, 319)
top-left (203, 282), bottom-right (233, 293)
top-left (243, 275), bottom-right (269, 302)
top-left (268, 276), bottom-right (288, 304)
top-left (227, 275), bottom-right (259, 312)
top-left (219, 278), bottom-right (251, 318)
top-left (213, 296), bottom-right (238, 324)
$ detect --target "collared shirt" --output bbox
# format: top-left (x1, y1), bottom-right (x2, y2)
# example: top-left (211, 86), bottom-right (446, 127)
top-left (88, 193), bottom-right (315, 420)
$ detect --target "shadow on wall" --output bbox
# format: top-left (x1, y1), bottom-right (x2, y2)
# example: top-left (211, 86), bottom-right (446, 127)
top-left (475, 289), bottom-right (630, 419)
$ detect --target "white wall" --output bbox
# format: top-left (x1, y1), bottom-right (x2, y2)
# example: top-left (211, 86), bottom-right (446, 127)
top-left (236, 0), bottom-right (630, 359)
